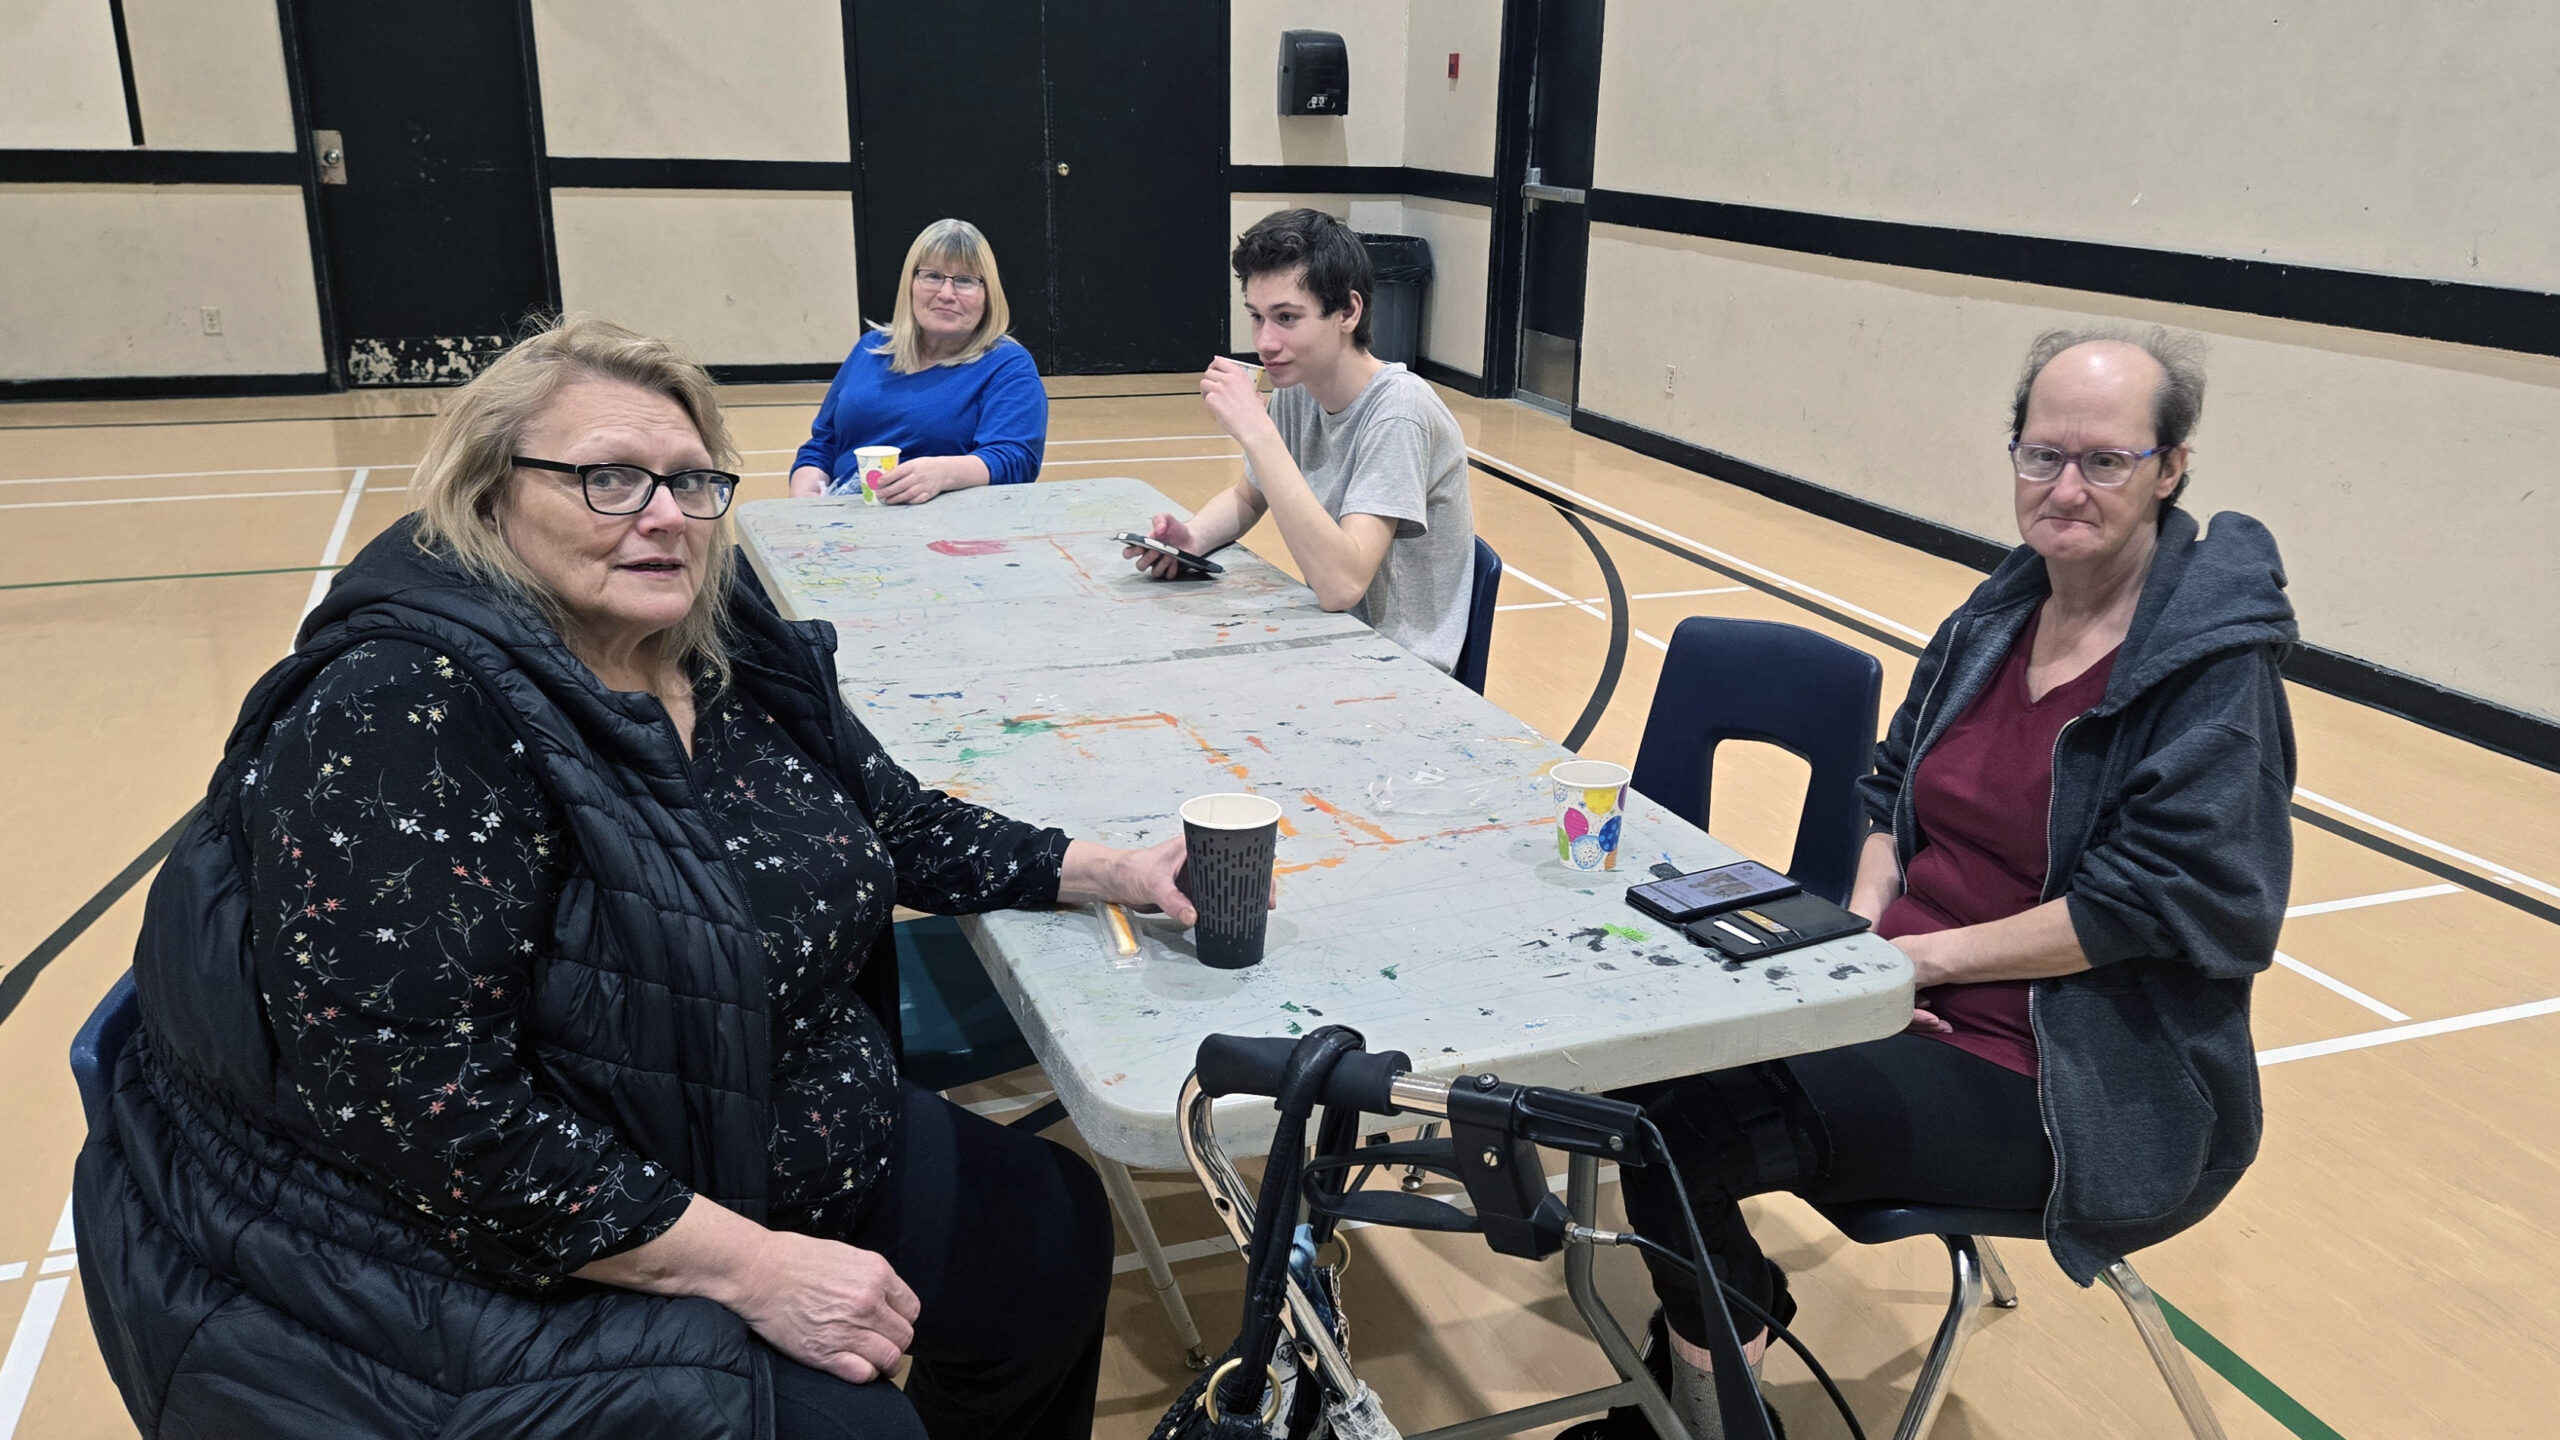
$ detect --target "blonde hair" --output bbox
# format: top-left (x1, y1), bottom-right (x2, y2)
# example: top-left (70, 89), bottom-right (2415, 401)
top-left (409, 313), bottom-right (743, 687)
top-left (871, 218), bottom-right (1012, 374)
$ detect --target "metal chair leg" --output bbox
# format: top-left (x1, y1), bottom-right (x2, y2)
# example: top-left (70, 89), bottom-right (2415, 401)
top-left (2101, 1261), bottom-right (2230, 1440)
top-left (1098, 1157), bottom-right (1210, 1369)
top-left (1889, 1236), bottom-right (1989, 1440)
top-left (1976, 1235), bottom-right (2020, 1309)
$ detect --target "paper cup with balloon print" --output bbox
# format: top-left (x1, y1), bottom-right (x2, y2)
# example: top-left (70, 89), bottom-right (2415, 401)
top-left (1551, 760), bottom-right (1631, 872)
top-left (849, 445), bottom-right (900, 504)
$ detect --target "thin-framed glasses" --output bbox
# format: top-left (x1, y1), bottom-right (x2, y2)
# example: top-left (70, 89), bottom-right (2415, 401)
top-left (914, 269), bottom-right (985, 295)
top-left (512, 457), bottom-right (739, 518)
top-left (2009, 440), bottom-right (2164, 488)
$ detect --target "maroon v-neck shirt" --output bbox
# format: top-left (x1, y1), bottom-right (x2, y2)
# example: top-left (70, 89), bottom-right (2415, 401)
top-left (1877, 610), bottom-right (2118, 1078)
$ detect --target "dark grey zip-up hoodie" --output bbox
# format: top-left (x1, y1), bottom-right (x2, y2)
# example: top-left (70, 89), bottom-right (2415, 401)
top-left (1858, 507), bottom-right (2297, 1284)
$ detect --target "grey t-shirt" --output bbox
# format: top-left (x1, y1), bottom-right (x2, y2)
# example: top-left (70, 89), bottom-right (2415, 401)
top-left (1247, 363), bottom-right (1476, 672)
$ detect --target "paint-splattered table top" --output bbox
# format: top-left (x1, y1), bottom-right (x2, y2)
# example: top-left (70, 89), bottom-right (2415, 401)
top-left (737, 481), bottom-right (1912, 1169)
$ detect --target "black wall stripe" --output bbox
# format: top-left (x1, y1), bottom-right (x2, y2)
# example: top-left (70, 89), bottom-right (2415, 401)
top-left (1228, 164), bottom-right (1497, 209)
top-left (107, 0), bottom-right (145, 146)
top-left (545, 157), bottom-right (857, 191)
top-left (0, 149), bottom-right (301, 185)
top-left (1468, 448), bottom-right (2560, 928)
top-left (0, 371), bottom-right (334, 402)
top-left (1588, 189), bottom-right (2560, 361)
top-left (1574, 405), bottom-right (2560, 774)
top-left (1410, 356), bottom-right (1485, 397)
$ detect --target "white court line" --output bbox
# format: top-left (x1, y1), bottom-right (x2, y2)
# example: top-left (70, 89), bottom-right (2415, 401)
top-left (0, 462), bottom-right (409, 490)
top-left (1502, 566), bottom-right (1675, 653)
top-left (0, 1277), bottom-right (70, 1440)
top-left (1472, 447), bottom-right (1932, 644)
top-left (1498, 585), bottom-right (1747, 612)
top-left (2294, 787), bottom-right (2560, 903)
top-left (2284, 884), bottom-right (2463, 919)
top-left (300, 469), bottom-right (369, 623)
top-left (2258, 995), bottom-right (2560, 1067)
top-left (0, 1197), bottom-right (77, 1440)
top-left (0, 1268), bottom-right (19, 1285)
top-left (0, 487), bottom-right (345, 511)
top-left (2271, 951), bottom-right (2410, 1023)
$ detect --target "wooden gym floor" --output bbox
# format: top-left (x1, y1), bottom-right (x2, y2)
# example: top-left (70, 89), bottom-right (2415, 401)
top-left (2, 373), bottom-right (2553, 1438)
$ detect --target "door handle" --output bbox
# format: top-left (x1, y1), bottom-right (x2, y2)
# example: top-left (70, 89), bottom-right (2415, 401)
top-left (313, 129), bottom-right (348, 185)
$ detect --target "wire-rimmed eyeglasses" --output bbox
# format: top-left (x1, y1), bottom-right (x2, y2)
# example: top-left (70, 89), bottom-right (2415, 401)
top-left (2008, 440), bottom-right (2165, 488)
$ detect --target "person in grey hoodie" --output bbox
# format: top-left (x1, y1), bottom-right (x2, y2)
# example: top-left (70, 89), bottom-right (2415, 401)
top-left (1572, 326), bottom-right (2295, 1440)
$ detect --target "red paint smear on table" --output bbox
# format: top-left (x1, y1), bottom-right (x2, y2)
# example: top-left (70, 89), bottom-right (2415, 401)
top-left (928, 539), bottom-right (1010, 557)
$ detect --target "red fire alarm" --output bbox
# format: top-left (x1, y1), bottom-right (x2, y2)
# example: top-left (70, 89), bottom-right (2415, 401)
top-left (1447, 53), bottom-right (1461, 80)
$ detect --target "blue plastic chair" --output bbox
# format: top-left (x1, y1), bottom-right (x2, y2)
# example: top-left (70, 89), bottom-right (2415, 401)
top-left (1451, 537), bottom-right (1504, 696)
top-left (1817, 1202), bottom-right (2228, 1439)
top-left (1629, 617), bottom-right (1884, 904)
top-left (71, 969), bottom-right (141, 1136)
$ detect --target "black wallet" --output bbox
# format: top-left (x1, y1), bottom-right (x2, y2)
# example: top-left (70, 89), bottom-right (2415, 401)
top-left (1683, 889), bottom-right (1871, 959)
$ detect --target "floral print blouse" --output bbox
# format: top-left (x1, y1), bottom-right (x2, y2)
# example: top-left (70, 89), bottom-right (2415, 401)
top-left (243, 639), bottom-right (1067, 1287)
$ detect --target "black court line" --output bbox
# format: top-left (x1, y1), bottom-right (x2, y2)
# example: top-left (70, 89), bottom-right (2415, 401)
top-left (0, 807), bottom-right (195, 1028)
top-left (1468, 457), bottom-right (1923, 658)
top-left (1552, 507), bottom-right (1630, 753)
top-left (1467, 452), bottom-right (2560, 932)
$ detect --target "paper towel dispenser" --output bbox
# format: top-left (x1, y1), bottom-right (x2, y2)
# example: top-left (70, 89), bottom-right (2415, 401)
top-left (1279, 30), bottom-right (1348, 115)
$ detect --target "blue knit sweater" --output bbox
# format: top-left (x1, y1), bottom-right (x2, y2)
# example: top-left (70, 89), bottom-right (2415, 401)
top-left (794, 333), bottom-right (1048, 490)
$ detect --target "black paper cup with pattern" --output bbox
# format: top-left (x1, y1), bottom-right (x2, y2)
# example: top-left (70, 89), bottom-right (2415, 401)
top-left (1177, 793), bottom-right (1282, 969)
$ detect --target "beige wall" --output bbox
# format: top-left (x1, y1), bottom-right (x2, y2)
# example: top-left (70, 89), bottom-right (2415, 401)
top-left (1395, 196), bottom-right (1490, 373)
top-left (1228, 3), bottom-right (1500, 379)
top-left (122, 0), bottom-right (296, 151)
top-left (1231, 0), bottom-right (1411, 167)
top-left (531, 0), bottom-right (850, 162)
top-left (552, 189), bottom-right (857, 367)
top-left (0, 0), bottom-right (132, 148)
top-left (0, 186), bottom-right (325, 379)
top-left (1579, 225), bottom-right (2560, 720)
top-left (1401, 0), bottom-right (1499, 177)
top-left (1597, 0), bottom-right (2560, 294)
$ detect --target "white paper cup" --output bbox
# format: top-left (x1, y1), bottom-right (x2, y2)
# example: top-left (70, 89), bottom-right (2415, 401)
top-left (1550, 760), bottom-right (1632, 872)
top-left (851, 445), bottom-right (900, 504)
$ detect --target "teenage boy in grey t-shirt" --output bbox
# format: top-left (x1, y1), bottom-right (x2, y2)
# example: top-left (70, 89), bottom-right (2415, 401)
top-left (1124, 208), bottom-right (1475, 672)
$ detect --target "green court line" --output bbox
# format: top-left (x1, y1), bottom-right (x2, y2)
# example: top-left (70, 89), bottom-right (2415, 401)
top-left (0, 563), bottom-right (341, 592)
top-left (2158, 1293), bottom-right (2347, 1439)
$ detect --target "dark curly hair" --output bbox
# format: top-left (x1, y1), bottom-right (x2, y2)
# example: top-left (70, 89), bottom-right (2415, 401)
top-left (1231, 208), bottom-right (1375, 350)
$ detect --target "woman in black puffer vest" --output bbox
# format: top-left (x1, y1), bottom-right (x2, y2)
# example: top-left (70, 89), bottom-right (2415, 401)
top-left (75, 316), bottom-right (1205, 1440)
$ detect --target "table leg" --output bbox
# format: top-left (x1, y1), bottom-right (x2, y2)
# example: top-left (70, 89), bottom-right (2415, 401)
top-left (1562, 1153), bottom-right (1692, 1440)
top-left (1099, 1156), bottom-right (1210, 1369)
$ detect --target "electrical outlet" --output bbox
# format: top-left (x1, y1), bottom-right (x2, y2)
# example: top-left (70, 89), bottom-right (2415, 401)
top-left (200, 307), bottom-right (223, 336)
top-left (1664, 363), bottom-right (1676, 395)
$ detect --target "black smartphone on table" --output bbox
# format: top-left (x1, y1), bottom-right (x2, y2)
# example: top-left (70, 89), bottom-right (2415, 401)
top-left (1624, 860), bottom-right (1799, 925)
top-left (1114, 531), bottom-right (1224, 576)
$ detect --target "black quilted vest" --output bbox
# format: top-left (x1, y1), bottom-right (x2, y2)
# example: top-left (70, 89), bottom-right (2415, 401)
top-left (76, 517), bottom-right (899, 1439)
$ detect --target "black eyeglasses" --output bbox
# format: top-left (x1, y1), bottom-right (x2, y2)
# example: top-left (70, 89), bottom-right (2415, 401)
top-left (513, 456), bottom-right (739, 518)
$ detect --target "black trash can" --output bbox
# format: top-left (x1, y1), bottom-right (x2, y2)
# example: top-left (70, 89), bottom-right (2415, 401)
top-left (1358, 233), bottom-right (1434, 367)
